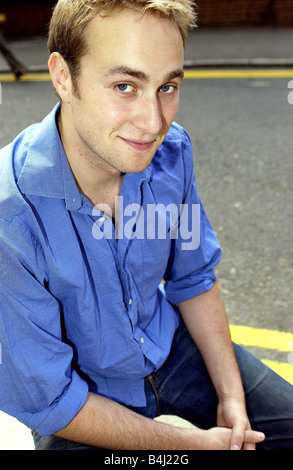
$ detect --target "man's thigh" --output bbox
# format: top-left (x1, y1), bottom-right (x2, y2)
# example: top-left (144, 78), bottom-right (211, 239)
top-left (148, 321), bottom-right (293, 450)
top-left (148, 320), bottom-right (220, 428)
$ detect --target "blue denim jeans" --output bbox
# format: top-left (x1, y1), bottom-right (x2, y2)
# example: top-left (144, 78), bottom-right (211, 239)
top-left (32, 321), bottom-right (293, 450)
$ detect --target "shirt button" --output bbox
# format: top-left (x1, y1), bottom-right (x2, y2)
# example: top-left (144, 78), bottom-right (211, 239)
top-left (129, 298), bottom-right (133, 306)
top-left (140, 337), bottom-right (144, 344)
top-left (98, 216), bottom-right (106, 223)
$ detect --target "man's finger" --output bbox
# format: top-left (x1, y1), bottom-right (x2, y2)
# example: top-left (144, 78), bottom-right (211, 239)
top-left (231, 430), bottom-right (265, 450)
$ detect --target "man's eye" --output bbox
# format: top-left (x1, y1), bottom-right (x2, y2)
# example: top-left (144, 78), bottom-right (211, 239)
top-left (160, 84), bottom-right (176, 94)
top-left (116, 84), bottom-right (135, 93)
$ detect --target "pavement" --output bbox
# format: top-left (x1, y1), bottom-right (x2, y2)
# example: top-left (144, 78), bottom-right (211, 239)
top-left (0, 26), bottom-right (293, 74)
top-left (0, 26), bottom-right (292, 450)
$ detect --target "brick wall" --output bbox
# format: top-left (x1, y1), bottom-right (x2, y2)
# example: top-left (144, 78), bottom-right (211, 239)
top-left (1, 0), bottom-right (293, 37)
top-left (196, 0), bottom-right (293, 26)
top-left (1, 1), bottom-right (54, 37)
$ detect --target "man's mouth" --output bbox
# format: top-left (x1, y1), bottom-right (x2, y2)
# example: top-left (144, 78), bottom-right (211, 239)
top-left (120, 137), bottom-right (157, 151)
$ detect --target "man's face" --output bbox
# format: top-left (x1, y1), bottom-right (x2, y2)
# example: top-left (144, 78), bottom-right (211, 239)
top-left (63, 8), bottom-right (184, 175)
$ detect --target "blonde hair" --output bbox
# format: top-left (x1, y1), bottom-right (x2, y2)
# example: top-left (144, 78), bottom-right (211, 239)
top-left (48, 0), bottom-right (196, 94)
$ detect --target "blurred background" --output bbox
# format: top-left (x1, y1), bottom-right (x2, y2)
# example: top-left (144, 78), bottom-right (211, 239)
top-left (1, 0), bottom-right (293, 38)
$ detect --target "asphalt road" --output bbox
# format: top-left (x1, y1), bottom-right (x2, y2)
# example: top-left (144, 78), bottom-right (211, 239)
top-left (178, 76), bottom-right (293, 334)
top-left (1, 75), bottom-right (292, 331)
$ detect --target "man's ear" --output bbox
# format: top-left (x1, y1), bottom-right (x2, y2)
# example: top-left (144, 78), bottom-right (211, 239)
top-left (48, 52), bottom-right (72, 102)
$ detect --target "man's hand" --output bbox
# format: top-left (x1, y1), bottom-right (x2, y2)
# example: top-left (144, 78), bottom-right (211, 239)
top-left (203, 426), bottom-right (265, 450)
top-left (217, 397), bottom-right (265, 450)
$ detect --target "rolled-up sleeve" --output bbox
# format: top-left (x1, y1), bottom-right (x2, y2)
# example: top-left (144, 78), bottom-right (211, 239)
top-left (164, 130), bottom-right (222, 304)
top-left (0, 217), bottom-right (88, 436)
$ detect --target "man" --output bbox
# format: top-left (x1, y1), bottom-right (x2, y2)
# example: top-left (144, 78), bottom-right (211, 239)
top-left (0, 0), bottom-right (292, 451)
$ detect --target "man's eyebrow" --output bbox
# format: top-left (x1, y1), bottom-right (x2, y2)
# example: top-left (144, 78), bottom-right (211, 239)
top-left (105, 66), bottom-right (148, 81)
top-left (105, 66), bottom-right (184, 83)
top-left (166, 69), bottom-right (185, 82)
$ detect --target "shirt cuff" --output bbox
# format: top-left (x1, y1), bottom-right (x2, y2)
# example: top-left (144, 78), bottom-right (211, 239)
top-left (33, 371), bottom-right (89, 437)
top-left (165, 275), bottom-right (217, 305)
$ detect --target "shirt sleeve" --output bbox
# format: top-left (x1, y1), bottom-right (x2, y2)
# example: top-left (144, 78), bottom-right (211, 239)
top-left (163, 128), bottom-right (222, 304)
top-left (0, 216), bottom-right (89, 436)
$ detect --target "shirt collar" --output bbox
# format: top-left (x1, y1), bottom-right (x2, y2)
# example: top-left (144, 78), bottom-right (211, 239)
top-left (17, 103), bottom-right (78, 200)
top-left (17, 103), bottom-right (153, 210)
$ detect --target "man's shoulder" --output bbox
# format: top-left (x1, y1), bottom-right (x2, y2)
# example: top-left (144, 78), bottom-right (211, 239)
top-left (148, 123), bottom-right (194, 196)
top-left (159, 122), bottom-right (192, 160)
top-left (152, 122), bottom-right (193, 171)
top-left (165, 121), bottom-right (191, 144)
top-left (0, 104), bottom-right (59, 181)
top-left (0, 105), bottom-right (60, 223)
top-left (0, 123), bottom-right (40, 223)
top-left (0, 121), bottom-right (41, 176)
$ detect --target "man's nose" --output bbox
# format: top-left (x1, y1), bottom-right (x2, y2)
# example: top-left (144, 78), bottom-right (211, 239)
top-left (132, 94), bottom-right (163, 136)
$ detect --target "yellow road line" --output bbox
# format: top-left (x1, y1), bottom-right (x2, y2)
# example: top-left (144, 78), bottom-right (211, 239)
top-left (262, 360), bottom-right (293, 385)
top-left (0, 73), bottom-right (51, 82)
top-left (1, 70), bottom-right (293, 83)
top-left (230, 324), bottom-right (293, 384)
top-left (184, 69), bottom-right (293, 79)
top-left (230, 324), bottom-right (293, 352)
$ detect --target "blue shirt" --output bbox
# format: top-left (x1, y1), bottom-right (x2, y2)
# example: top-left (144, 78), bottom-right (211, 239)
top-left (0, 104), bottom-right (221, 436)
